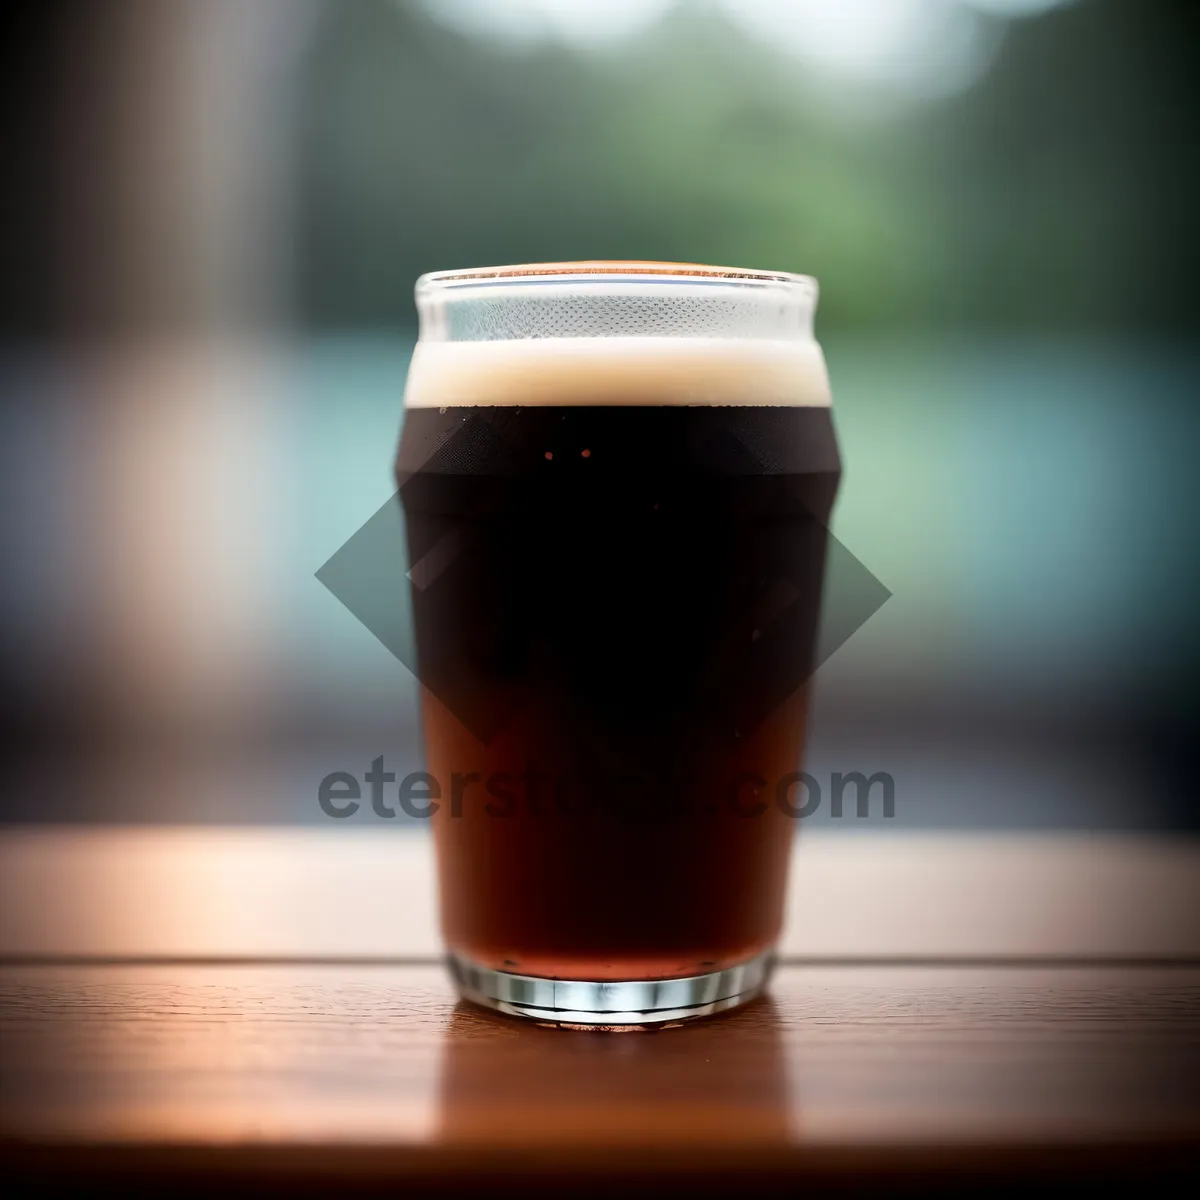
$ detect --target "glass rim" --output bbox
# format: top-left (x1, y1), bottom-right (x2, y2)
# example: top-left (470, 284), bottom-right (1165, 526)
top-left (417, 260), bottom-right (816, 292)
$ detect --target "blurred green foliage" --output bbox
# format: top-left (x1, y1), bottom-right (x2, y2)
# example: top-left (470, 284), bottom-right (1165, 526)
top-left (295, 0), bottom-right (1199, 333)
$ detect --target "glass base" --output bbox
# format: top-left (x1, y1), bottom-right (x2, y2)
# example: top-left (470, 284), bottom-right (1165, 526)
top-left (448, 948), bottom-right (775, 1028)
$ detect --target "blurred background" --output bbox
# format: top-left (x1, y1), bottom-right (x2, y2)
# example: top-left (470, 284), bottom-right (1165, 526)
top-left (0, 0), bottom-right (1197, 828)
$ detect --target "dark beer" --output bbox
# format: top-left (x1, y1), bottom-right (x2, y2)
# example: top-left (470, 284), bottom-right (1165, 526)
top-left (398, 264), bottom-right (840, 1023)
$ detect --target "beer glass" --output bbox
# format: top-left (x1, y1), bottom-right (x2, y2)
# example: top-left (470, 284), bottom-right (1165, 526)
top-left (397, 263), bottom-right (840, 1026)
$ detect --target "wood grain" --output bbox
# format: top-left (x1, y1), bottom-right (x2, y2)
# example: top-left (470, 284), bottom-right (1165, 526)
top-left (2, 963), bottom-right (1197, 1191)
top-left (3, 831), bottom-right (1199, 1188)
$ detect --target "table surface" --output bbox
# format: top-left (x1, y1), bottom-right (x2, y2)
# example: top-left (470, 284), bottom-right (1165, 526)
top-left (3, 831), bottom-right (1199, 1191)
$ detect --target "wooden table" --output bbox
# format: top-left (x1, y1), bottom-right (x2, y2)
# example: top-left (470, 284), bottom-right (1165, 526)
top-left (3, 831), bottom-right (1199, 1192)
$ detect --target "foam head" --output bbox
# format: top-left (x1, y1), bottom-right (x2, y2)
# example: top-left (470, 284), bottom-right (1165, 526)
top-left (404, 262), bottom-right (830, 408)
